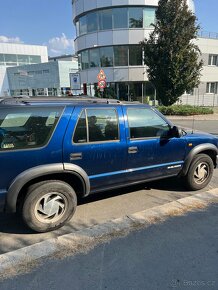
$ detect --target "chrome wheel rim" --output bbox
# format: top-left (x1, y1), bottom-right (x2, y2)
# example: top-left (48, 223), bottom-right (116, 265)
top-left (34, 192), bottom-right (67, 223)
top-left (194, 162), bottom-right (209, 184)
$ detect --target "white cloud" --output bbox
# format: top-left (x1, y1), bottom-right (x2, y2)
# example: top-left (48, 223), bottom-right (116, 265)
top-left (47, 33), bottom-right (74, 56)
top-left (0, 35), bottom-right (23, 43)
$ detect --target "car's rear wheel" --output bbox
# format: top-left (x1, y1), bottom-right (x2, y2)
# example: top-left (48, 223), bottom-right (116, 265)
top-left (22, 180), bottom-right (77, 232)
top-left (184, 154), bottom-right (214, 191)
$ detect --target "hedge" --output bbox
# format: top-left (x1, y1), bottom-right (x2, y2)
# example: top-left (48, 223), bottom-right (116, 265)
top-left (157, 105), bottom-right (213, 116)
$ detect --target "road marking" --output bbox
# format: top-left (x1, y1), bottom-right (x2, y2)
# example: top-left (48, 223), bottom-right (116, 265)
top-left (0, 188), bottom-right (218, 279)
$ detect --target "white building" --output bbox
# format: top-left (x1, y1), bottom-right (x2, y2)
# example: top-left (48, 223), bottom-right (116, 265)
top-left (0, 42), bottom-right (48, 96)
top-left (7, 59), bottom-right (79, 97)
top-left (72, 0), bottom-right (197, 102)
top-left (72, 0), bottom-right (218, 106)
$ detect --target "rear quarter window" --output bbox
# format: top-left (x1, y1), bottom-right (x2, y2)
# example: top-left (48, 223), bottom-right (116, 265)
top-left (0, 107), bottom-right (63, 150)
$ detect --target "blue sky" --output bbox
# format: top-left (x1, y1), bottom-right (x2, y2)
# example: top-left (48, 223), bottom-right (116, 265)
top-left (0, 0), bottom-right (218, 56)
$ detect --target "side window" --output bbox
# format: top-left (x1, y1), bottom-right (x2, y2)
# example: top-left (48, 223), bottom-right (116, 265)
top-left (0, 107), bottom-right (62, 150)
top-left (127, 108), bottom-right (170, 139)
top-left (73, 111), bottom-right (87, 143)
top-left (73, 108), bottom-right (119, 143)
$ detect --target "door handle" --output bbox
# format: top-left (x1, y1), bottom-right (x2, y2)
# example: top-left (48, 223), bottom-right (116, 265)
top-left (128, 146), bottom-right (138, 154)
top-left (70, 152), bottom-right (82, 160)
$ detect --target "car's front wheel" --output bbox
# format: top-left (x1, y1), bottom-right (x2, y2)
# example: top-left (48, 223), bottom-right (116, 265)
top-left (22, 180), bottom-right (77, 232)
top-left (184, 154), bottom-right (214, 191)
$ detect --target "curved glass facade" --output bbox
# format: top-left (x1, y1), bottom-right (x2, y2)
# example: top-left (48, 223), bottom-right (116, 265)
top-left (79, 45), bottom-right (143, 69)
top-left (75, 6), bottom-right (156, 37)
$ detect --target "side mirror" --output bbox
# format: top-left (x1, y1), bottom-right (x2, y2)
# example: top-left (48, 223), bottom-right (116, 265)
top-left (169, 126), bottom-right (182, 138)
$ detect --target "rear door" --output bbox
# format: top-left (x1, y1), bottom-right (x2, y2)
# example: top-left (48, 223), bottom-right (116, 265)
top-left (63, 105), bottom-right (128, 192)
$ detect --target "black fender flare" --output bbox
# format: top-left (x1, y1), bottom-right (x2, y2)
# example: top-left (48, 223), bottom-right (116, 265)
top-left (6, 163), bottom-right (90, 213)
top-left (181, 143), bottom-right (218, 176)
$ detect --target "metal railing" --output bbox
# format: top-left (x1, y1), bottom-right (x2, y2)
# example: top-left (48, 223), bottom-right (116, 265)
top-left (198, 31), bottom-right (218, 39)
top-left (178, 94), bottom-right (218, 107)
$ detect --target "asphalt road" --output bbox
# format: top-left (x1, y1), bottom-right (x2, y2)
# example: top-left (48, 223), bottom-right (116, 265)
top-left (1, 203), bottom-right (218, 290)
top-left (170, 119), bottom-right (218, 136)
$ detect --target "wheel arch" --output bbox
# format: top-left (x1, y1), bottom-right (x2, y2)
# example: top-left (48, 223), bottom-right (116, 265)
top-left (6, 163), bottom-right (90, 213)
top-left (181, 143), bottom-right (218, 176)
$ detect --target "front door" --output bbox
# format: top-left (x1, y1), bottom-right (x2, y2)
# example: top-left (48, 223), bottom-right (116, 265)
top-left (123, 106), bottom-right (187, 182)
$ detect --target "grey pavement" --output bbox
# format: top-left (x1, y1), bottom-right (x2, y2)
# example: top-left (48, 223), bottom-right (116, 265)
top-left (1, 203), bottom-right (217, 290)
top-left (1, 176), bottom-right (213, 254)
top-left (171, 119), bottom-right (218, 136)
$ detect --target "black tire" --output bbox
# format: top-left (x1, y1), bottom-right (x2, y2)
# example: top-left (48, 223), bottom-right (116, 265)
top-left (22, 180), bottom-right (77, 232)
top-left (184, 154), bottom-right (214, 191)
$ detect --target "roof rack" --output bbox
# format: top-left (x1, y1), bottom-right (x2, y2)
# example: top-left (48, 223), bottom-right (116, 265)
top-left (0, 96), bottom-right (123, 105)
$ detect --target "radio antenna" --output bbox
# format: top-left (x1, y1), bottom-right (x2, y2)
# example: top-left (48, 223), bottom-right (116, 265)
top-left (191, 114), bottom-right (195, 134)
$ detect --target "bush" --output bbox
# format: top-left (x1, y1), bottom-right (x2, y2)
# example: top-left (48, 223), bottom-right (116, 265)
top-left (157, 105), bottom-right (213, 116)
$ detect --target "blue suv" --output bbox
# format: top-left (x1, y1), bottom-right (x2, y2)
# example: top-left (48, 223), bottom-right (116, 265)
top-left (0, 97), bottom-right (217, 232)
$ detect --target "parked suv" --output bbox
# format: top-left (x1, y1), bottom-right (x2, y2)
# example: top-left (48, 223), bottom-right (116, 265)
top-left (0, 97), bottom-right (217, 232)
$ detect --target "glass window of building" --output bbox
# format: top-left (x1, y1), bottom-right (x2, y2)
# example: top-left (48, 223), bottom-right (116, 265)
top-left (129, 8), bottom-right (143, 28)
top-left (29, 55), bottom-right (41, 63)
top-left (89, 48), bottom-right (100, 67)
top-left (0, 54), bottom-right (4, 65)
top-left (87, 12), bottom-right (98, 33)
top-left (143, 7), bottom-right (156, 27)
top-left (100, 47), bottom-right (113, 67)
top-left (129, 45), bottom-right (142, 66)
top-left (81, 50), bottom-right (89, 69)
top-left (18, 55), bottom-right (29, 64)
top-left (99, 9), bottom-right (112, 30)
top-left (208, 55), bottom-right (218, 66)
top-left (76, 21), bottom-right (79, 37)
top-left (113, 8), bottom-right (128, 29)
top-left (114, 46), bottom-right (128, 66)
top-left (206, 82), bottom-right (218, 94)
top-left (79, 15), bottom-right (87, 35)
top-left (4, 54), bottom-right (17, 65)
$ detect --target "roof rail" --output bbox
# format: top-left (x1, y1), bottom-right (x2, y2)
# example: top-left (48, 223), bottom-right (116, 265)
top-left (0, 96), bottom-right (123, 105)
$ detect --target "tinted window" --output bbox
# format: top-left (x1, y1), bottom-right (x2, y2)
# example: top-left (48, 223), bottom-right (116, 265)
top-left (143, 7), bottom-right (156, 27)
top-left (129, 45), bottom-right (142, 66)
top-left (79, 15), bottom-right (87, 35)
top-left (0, 107), bottom-right (62, 150)
top-left (114, 46), bottom-right (128, 66)
top-left (129, 8), bottom-right (143, 28)
top-left (87, 12), bottom-right (98, 33)
top-left (127, 108), bottom-right (170, 139)
top-left (100, 47), bottom-right (113, 67)
top-left (73, 109), bottom-right (119, 143)
top-left (73, 111), bottom-right (87, 143)
top-left (113, 8), bottom-right (128, 29)
top-left (89, 48), bottom-right (100, 68)
top-left (81, 50), bottom-right (89, 69)
top-left (99, 9), bottom-right (112, 30)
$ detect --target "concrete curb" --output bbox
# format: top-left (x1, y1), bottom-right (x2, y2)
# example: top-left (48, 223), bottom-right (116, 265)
top-left (0, 189), bottom-right (218, 277)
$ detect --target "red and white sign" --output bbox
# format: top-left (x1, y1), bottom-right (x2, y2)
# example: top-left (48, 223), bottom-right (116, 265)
top-left (97, 69), bottom-right (106, 81)
top-left (98, 79), bottom-right (107, 89)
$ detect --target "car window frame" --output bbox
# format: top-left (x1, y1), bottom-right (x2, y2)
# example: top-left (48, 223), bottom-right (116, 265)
top-left (72, 107), bottom-right (121, 145)
top-left (127, 107), bottom-right (171, 140)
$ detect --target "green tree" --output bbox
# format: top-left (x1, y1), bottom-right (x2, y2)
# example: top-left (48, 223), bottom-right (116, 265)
top-left (141, 0), bottom-right (203, 106)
